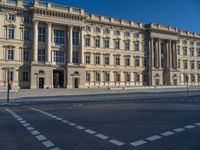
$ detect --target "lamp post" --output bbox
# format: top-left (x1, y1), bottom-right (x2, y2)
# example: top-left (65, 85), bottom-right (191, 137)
top-left (154, 75), bottom-right (157, 90)
top-left (2, 67), bottom-right (12, 103)
top-left (186, 75), bottom-right (189, 96)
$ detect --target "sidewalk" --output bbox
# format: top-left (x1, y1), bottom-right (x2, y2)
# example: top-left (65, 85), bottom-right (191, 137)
top-left (0, 86), bottom-right (200, 103)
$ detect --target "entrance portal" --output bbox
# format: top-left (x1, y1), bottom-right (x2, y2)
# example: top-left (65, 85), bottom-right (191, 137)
top-left (39, 77), bottom-right (44, 89)
top-left (74, 78), bottom-right (79, 88)
top-left (53, 70), bottom-right (64, 88)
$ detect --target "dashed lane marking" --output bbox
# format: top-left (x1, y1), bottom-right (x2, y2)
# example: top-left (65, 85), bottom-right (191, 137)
top-left (5, 108), bottom-right (61, 150)
top-left (84, 129), bottom-right (96, 135)
top-left (95, 133), bottom-right (109, 140)
top-left (130, 140), bottom-right (147, 147)
top-left (173, 128), bottom-right (185, 133)
top-left (184, 125), bottom-right (195, 129)
top-left (146, 135), bottom-right (162, 141)
top-left (109, 139), bottom-right (125, 146)
top-left (161, 131), bottom-right (174, 137)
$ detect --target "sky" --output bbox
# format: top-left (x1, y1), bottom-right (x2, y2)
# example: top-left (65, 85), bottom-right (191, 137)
top-left (47, 0), bottom-right (200, 33)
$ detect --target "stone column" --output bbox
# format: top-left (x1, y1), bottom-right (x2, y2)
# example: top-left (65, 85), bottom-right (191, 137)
top-left (155, 40), bottom-right (159, 68)
top-left (166, 41), bottom-right (169, 68)
top-left (151, 38), bottom-right (154, 68)
top-left (47, 22), bottom-right (52, 63)
top-left (158, 39), bottom-right (162, 68)
top-left (80, 27), bottom-right (84, 64)
top-left (169, 40), bottom-right (172, 69)
top-left (33, 20), bottom-right (39, 62)
top-left (69, 25), bottom-right (73, 64)
top-left (175, 42), bottom-right (178, 69)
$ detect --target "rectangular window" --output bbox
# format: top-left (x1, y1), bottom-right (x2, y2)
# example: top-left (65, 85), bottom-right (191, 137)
top-left (104, 39), bottom-right (109, 48)
top-left (38, 49), bottom-right (45, 62)
top-left (23, 51), bottom-right (29, 61)
top-left (73, 51), bottom-right (79, 63)
top-left (184, 61), bottom-right (188, 69)
top-left (95, 27), bottom-right (101, 33)
top-left (104, 28), bottom-right (110, 34)
top-left (24, 16), bottom-right (31, 23)
top-left (183, 49), bottom-right (187, 56)
top-left (190, 50), bottom-right (194, 57)
top-left (104, 56), bottom-right (109, 65)
top-left (115, 57), bottom-right (120, 66)
top-left (115, 30), bottom-right (120, 36)
top-left (135, 73), bottom-right (140, 82)
top-left (125, 58), bottom-right (130, 66)
top-left (8, 14), bottom-right (15, 21)
top-left (24, 30), bottom-right (30, 41)
top-left (22, 71), bottom-right (29, 81)
top-left (115, 41), bottom-right (120, 49)
top-left (125, 31), bottom-right (130, 37)
top-left (8, 28), bottom-right (14, 39)
top-left (73, 31), bottom-right (79, 45)
top-left (8, 71), bottom-right (13, 81)
top-left (95, 72), bottom-right (100, 82)
top-left (134, 43), bottom-right (139, 51)
top-left (38, 27), bottom-right (46, 42)
top-left (95, 55), bottom-right (100, 65)
top-left (125, 73), bottom-right (130, 82)
top-left (86, 72), bottom-right (90, 82)
top-left (191, 61), bottom-right (195, 69)
top-left (7, 50), bottom-right (14, 60)
top-left (95, 39), bottom-right (100, 48)
top-left (85, 55), bottom-right (90, 64)
top-left (115, 73), bottom-right (120, 82)
top-left (54, 30), bottom-right (65, 45)
top-left (104, 72), bottom-right (110, 82)
top-left (85, 38), bottom-right (90, 46)
top-left (135, 58), bottom-right (140, 67)
top-left (53, 51), bottom-right (65, 64)
top-left (125, 42), bottom-right (130, 50)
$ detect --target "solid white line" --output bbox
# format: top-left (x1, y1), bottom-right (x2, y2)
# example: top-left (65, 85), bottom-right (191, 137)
top-left (173, 128), bottom-right (185, 132)
top-left (161, 131), bottom-right (174, 136)
top-left (42, 140), bottom-right (55, 148)
top-left (84, 129), bottom-right (96, 134)
top-left (109, 139), bottom-right (124, 146)
top-left (130, 140), bottom-right (147, 147)
top-left (146, 135), bottom-right (162, 141)
top-left (95, 133), bottom-right (109, 140)
top-left (36, 135), bottom-right (47, 141)
top-left (76, 125), bottom-right (85, 130)
top-left (31, 130), bottom-right (40, 135)
top-left (184, 125), bottom-right (195, 129)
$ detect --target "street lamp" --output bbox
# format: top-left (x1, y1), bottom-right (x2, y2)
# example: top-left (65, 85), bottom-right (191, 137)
top-left (186, 75), bottom-right (189, 96)
top-left (2, 67), bottom-right (12, 103)
top-left (154, 75), bottom-right (157, 90)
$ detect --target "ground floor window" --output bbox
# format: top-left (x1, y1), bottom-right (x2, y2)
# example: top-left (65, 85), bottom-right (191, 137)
top-left (8, 71), bottom-right (13, 81)
top-left (86, 72), bottom-right (90, 82)
top-left (22, 71), bottom-right (29, 81)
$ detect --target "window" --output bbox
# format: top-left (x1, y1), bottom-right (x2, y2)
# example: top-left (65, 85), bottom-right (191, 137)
top-left (135, 73), bottom-right (140, 82)
top-left (8, 71), bottom-right (13, 81)
top-left (95, 55), bottom-right (100, 65)
top-left (115, 72), bottom-right (120, 82)
top-left (135, 58), bottom-right (140, 67)
top-left (104, 28), bottom-right (110, 34)
top-left (104, 56), bottom-right (109, 65)
top-left (125, 57), bottom-right (130, 66)
top-left (95, 72), bottom-right (100, 82)
top-left (115, 30), bottom-right (120, 36)
top-left (95, 27), bottom-right (101, 33)
top-left (190, 49), bottom-right (194, 57)
top-left (53, 51), bottom-right (65, 64)
top-left (134, 43), bottom-right (139, 51)
top-left (115, 57), bottom-right (120, 66)
top-left (191, 74), bottom-right (195, 82)
top-left (8, 14), bottom-right (15, 21)
top-left (86, 72), bottom-right (90, 82)
top-left (24, 30), bottom-right (30, 41)
top-left (125, 31), bottom-right (130, 37)
top-left (134, 33), bottom-right (139, 38)
top-left (38, 49), bottom-right (45, 62)
top-left (183, 48), bottom-right (187, 56)
top-left (183, 60), bottom-right (188, 69)
top-left (86, 26), bottom-right (91, 32)
top-left (73, 31), bottom-right (79, 45)
top-left (7, 50), bottom-right (14, 60)
top-left (197, 50), bottom-right (200, 57)
top-left (115, 41), bottom-right (120, 49)
top-left (24, 16), bottom-right (31, 23)
top-left (125, 73), bottom-right (130, 82)
top-left (23, 51), bottom-right (29, 61)
top-left (85, 37), bottom-right (90, 46)
top-left (8, 28), bottom-right (14, 39)
top-left (191, 61), bottom-right (195, 69)
top-left (85, 55), bottom-right (90, 64)
top-left (125, 42), bottom-right (130, 50)
top-left (73, 51), bottom-right (79, 63)
top-left (178, 59), bottom-right (180, 68)
top-left (54, 30), bottom-right (65, 45)
top-left (104, 72), bottom-right (110, 82)
top-left (95, 39), bottom-right (100, 48)
top-left (22, 71), bottom-right (29, 81)
top-left (38, 27), bottom-right (46, 42)
top-left (104, 39), bottom-right (109, 48)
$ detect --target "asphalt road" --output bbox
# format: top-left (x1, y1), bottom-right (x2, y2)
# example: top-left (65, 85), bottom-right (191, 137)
top-left (1, 95), bottom-right (200, 150)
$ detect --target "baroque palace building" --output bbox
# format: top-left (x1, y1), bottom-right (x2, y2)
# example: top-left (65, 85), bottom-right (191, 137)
top-left (0, 0), bottom-right (200, 89)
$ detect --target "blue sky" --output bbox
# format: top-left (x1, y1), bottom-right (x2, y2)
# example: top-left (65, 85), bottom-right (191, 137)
top-left (47, 0), bottom-right (200, 33)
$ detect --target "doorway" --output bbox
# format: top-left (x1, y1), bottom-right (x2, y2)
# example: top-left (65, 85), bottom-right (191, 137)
top-left (39, 77), bottom-right (44, 89)
top-left (74, 78), bottom-right (79, 88)
top-left (53, 70), bottom-right (64, 88)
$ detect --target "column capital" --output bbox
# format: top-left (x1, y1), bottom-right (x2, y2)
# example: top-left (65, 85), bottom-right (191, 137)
top-left (46, 22), bottom-right (52, 27)
top-left (33, 19), bottom-right (39, 25)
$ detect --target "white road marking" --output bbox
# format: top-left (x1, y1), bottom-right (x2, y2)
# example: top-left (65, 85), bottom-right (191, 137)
top-left (173, 128), bottom-right (185, 132)
top-left (31, 130), bottom-right (40, 135)
top-left (22, 123), bottom-right (30, 127)
top-left (161, 131), bottom-right (174, 136)
top-left (68, 122), bottom-right (76, 126)
top-left (95, 133), bottom-right (109, 140)
top-left (109, 139), bottom-right (124, 146)
top-left (195, 123), bottom-right (200, 126)
top-left (27, 127), bottom-right (35, 131)
top-left (50, 148), bottom-right (61, 150)
top-left (146, 135), bottom-right (162, 141)
top-left (62, 120), bottom-right (69, 123)
top-left (76, 125), bottom-right (85, 130)
top-left (184, 125), bottom-right (195, 129)
top-left (56, 118), bottom-right (62, 121)
top-left (17, 118), bottom-right (23, 121)
top-left (20, 120), bottom-right (26, 123)
top-left (130, 140), bottom-right (147, 147)
top-left (42, 140), bottom-right (55, 148)
top-left (36, 135), bottom-right (47, 141)
top-left (84, 129), bottom-right (96, 135)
